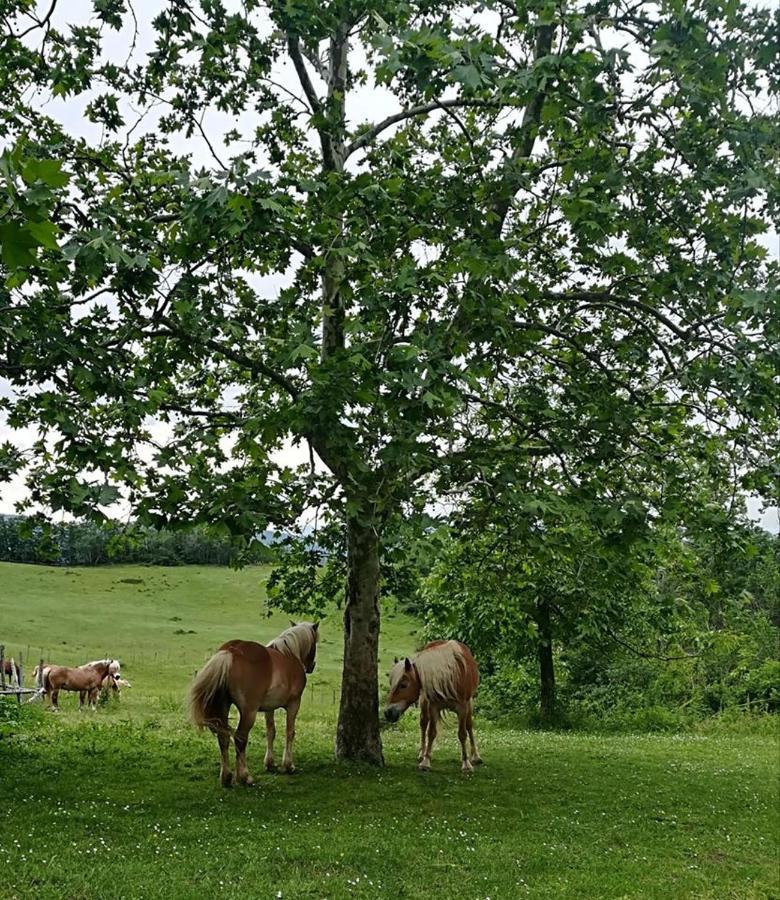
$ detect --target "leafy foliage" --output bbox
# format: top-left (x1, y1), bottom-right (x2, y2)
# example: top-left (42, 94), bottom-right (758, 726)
top-left (424, 505), bottom-right (779, 722)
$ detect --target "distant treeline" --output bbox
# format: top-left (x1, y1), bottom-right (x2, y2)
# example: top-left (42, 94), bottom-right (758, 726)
top-left (0, 515), bottom-right (277, 567)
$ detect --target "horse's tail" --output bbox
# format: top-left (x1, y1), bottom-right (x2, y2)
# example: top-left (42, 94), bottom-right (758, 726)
top-left (188, 650), bottom-right (233, 730)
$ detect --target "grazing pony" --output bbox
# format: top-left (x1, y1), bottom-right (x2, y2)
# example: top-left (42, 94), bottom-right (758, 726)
top-left (98, 673), bottom-right (130, 701)
top-left (188, 621), bottom-right (319, 787)
top-left (384, 640), bottom-right (482, 773)
top-left (88, 672), bottom-right (128, 704)
top-left (43, 660), bottom-right (116, 711)
top-left (78, 660), bottom-right (122, 707)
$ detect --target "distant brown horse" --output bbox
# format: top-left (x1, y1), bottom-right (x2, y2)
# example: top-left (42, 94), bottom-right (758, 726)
top-left (384, 640), bottom-right (482, 773)
top-left (188, 622), bottom-right (319, 787)
top-left (43, 660), bottom-right (115, 711)
top-left (2, 657), bottom-right (20, 684)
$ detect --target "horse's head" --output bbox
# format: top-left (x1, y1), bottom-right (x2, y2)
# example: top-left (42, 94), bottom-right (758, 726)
top-left (302, 621), bottom-right (319, 674)
top-left (384, 657), bottom-right (421, 723)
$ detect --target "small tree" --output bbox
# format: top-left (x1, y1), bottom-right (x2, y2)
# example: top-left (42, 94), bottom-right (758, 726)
top-left (1, 0), bottom-right (776, 760)
top-left (423, 478), bottom-right (657, 719)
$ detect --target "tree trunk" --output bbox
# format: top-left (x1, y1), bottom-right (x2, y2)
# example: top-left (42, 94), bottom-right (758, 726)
top-left (536, 597), bottom-right (556, 721)
top-left (335, 515), bottom-right (384, 764)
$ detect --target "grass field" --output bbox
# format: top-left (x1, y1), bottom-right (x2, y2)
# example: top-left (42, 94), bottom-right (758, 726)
top-left (1, 562), bottom-right (778, 899)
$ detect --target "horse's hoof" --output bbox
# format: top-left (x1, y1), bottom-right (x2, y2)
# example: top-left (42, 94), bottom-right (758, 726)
top-left (283, 765), bottom-right (296, 775)
top-left (238, 775), bottom-right (254, 787)
top-left (471, 757), bottom-right (484, 766)
top-left (220, 772), bottom-right (234, 788)
top-left (264, 761), bottom-right (276, 772)
top-left (418, 762), bottom-right (431, 773)
top-left (462, 763), bottom-right (474, 775)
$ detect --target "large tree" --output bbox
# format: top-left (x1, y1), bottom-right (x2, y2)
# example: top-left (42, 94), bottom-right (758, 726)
top-left (1, 0), bottom-right (776, 761)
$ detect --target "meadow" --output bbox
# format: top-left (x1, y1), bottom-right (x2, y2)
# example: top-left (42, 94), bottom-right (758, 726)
top-left (1, 562), bottom-right (778, 899)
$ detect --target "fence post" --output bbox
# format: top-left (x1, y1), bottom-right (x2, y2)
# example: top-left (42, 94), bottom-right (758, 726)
top-left (37, 658), bottom-right (45, 690)
top-left (0, 645), bottom-right (5, 691)
top-left (10, 657), bottom-right (19, 703)
top-left (17, 652), bottom-right (24, 700)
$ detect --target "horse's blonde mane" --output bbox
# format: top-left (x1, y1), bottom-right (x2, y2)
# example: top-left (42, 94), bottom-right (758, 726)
top-left (82, 659), bottom-right (120, 674)
top-left (394, 640), bottom-right (465, 703)
top-left (267, 623), bottom-right (318, 663)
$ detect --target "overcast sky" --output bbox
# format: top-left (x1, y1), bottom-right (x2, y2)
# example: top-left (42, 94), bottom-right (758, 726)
top-left (1, 1), bottom-right (777, 533)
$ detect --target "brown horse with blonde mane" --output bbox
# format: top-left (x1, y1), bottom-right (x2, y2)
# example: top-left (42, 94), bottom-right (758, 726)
top-left (78, 659), bottom-right (122, 707)
top-left (43, 659), bottom-right (116, 710)
top-left (188, 621), bottom-right (319, 787)
top-left (384, 640), bottom-right (482, 773)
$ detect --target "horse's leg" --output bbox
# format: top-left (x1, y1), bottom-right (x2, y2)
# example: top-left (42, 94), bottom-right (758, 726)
top-left (419, 705), bottom-right (439, 772)
top-left (208, 704), bottom-right (233, 787)
top-left (79, 690), bottom-right (85, 709)
top-left (234, 707), bottom-right (257, 786)
top-left (458, 705), bottom-right (473, 774)
top-left (418, 698), bottom-right (429, 761)
top-left (282, 697), bottom-right (300, 774)
top-left (50, 688), bottom-right (60, 711)
top-left (91, 687), bottom-right (99, 710)
top-left (467, 702), bottom-right (483, 765)
top-left (264, 711), bottom-right (276, 771)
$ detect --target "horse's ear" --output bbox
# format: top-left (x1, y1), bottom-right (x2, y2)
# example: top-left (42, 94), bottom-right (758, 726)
top-left (312, 621), bottom-right (319, 631)
top-left (290, 619), bottom-right (297, 627)
top-left (394, 656), bottom-right (399, 664)
top-left (404, 657), bottom-right (412, 672)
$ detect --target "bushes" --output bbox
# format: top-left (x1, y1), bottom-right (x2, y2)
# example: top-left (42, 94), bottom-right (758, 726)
top-left (468, 610), bottom-right (778, 732)
top-left (0, 696), bottom-right (46, 737)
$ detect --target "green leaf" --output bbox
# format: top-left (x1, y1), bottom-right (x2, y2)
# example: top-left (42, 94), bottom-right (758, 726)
top-left (98, 484), bottom-right (121, 506)
top-left (22, 158), bottom-right (70, 188)
top-left (0, 222), bottom-right (38, 268)
top-left (25, 220), bottom-right (60, 250)
top-left (451, 64), bottom-right (482, 90)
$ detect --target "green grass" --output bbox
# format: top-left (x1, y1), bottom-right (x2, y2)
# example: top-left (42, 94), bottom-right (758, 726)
top-left (1, 562), bottom-right (778, 899)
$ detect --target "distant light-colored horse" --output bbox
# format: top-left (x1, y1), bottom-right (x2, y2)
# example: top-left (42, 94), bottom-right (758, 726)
top-left (188, 622), bottom-right (319, 787)
top-left (43, 660), bottom-right (116, 710)
top-left (384, 640), bottom-right (482, 773)
top-left (89, 672), bottom-right (129, 704)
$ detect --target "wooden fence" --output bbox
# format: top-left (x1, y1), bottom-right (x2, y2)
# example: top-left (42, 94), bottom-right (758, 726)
top-left (0, 645), bottom-right (46, 702)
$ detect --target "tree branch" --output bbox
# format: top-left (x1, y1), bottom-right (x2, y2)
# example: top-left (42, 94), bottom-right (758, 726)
top-left (12, 0), bottom-right (57, 39)
top-left (543, 288), bottom-right (743, 358)
top-left (491, 23), bottom-right (555, 231)
top-left (344, 98), bottom-right (500, 158)
top-left (140, 306), bottom-right (301, 400)
top-left (600, 624), bottom-right (700, 662)
top-left (286, 34), bottom-right (323, 115)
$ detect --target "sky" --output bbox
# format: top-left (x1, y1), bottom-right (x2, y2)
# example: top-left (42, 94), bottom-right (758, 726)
top-left (1, 1), bottom-right (777, 533)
